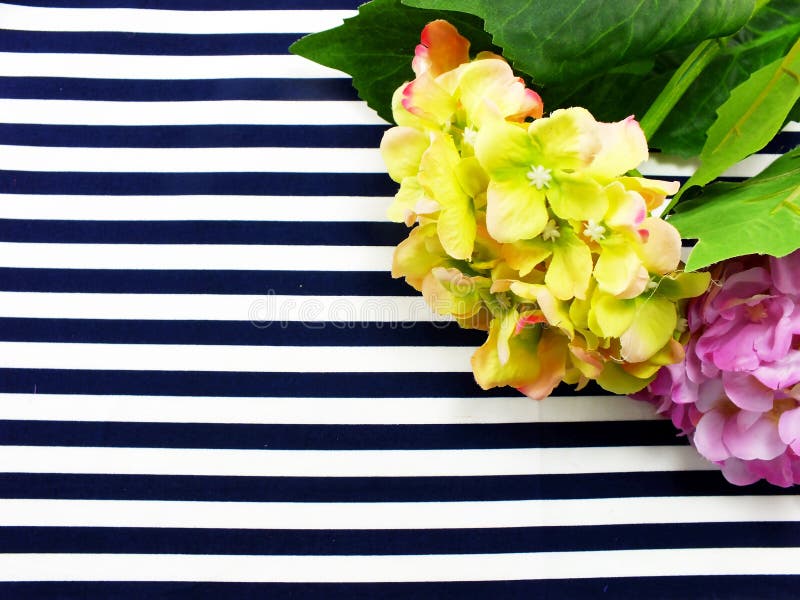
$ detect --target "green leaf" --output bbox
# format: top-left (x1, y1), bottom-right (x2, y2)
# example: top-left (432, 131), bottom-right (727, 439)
top-left (668, 147), bottom-right (800, 271)
top-left (654, 0), bottom-right (800, 156)
top-left (402, 0), bottom-right (755, 86)
top-left (680, 36), bottom-right (800, 192)
top-left (289, 0), bottom-right (494, 123)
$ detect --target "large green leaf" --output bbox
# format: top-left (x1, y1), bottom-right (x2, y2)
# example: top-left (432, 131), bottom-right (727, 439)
top-left (679, 36), bottom-right (800, 193)
top-left (402, 0), bottom-right (755, 86)
top-left (654, 0), bottom-right (800, 156)
top-left (668, 147), bottom-right (800, 271)
top-left (289, 0), bottom-right (494, 123)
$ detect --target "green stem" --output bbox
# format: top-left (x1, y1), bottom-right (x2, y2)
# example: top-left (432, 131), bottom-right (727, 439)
top-left (639, 39), bottom-right (725, 140)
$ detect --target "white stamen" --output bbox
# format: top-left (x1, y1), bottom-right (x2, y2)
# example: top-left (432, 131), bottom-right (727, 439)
top-left (583, 220), bottom-right (606, 242)
top-left (676, 317), bottom-right (688, 333)
top-left (541, 219), bottom-right (560, 241)
top-left (463, 127), bottom-right (478, 146)
top-left (526, 165), bottom-right (552, 190)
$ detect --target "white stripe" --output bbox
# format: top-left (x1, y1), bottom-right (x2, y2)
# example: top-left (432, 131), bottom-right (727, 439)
top-left (0, 497), bottom-right (796, 529)
top-left (2, 549), bottom-right (800, 582)
top-left (0, 243), bottom-right (393, 270)
top-left (642, 153), bottom-right (779, 179)
top-left (0, 5), bottom-right (355, 34)
top-left (0, 141), bottom-right (776, 183)
top-left (0, 293), bottom-right (442, 322)
top-left (0, 100), bottom-right (386, 126)
top-left (0, 393), bottom-right (660, 424)
top-left (0, 53), bottom-right (345, 80)
top-left (0, 342), bottom-right (472, 372)
top-left (0, 445), bottom-right (712, 477)
top-left (0, 195), bottom-right (393, 221)
top-left (0, 146), bottom-right (385, 173)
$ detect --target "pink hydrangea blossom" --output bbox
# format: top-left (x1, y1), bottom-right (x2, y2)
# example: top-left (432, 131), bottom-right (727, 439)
top-left (634, 250), bottom-right (800, 487)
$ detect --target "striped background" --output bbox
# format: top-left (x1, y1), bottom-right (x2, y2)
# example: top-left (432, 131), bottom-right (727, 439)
top-left (1, 1), bottom-right (799, 597)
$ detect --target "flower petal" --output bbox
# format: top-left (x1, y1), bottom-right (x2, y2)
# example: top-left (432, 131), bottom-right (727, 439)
top-left (546, 226), bottom-right (593, 300)
top-left (588, 288), bottom-right (636, 338)
top-left (412, 19), bottom-right (470, 78)
top-left (693, 409), bottom-right (730, 462)
top-left (527, 107), bottom-right (600, 170)
top-left (638, 217), bottom-right (681, 275)
top-left (485, 180), bottom-right (548, 242)
top-left (586, 115), bottom-right (648, 177)
top-left (722, 414), bottom-right (786, 461)
top-left (779, 407), bottom-right (800, 453)
top-left (594, 235), bottom-right (644, 298)
top-left (619, 296), bottom-right (677, 363)
top-left (471, 313), bottom-right (542, 390)
top-left (547, 172), bottom-right (606, 221)
top-left (380, 126), bottom-right (430, 183)
top-left (721, 371), bottom-right (775, 411)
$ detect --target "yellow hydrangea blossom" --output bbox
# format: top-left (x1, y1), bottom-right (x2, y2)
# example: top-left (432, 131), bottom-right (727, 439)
top-left (383, 20), bottom-right (709, 399)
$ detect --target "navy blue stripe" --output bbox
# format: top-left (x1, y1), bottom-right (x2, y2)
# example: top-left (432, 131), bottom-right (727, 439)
top-left (1, 0), bottom-right (363, 8)
top-left (0, 220), bottom-right (404, 245)
top-left (0, 318), bottom-right (485, 346)
top-left (762, 131), bottom-right (800, 154)
top-left (0, 124), bottom-right (386, 148)
top-left (0, 171), bottom-right (396, 196)
top-left (0, 268), bottom-right (414, 295)
top-left (0, 77), bottom-right (359, 101)
top-left (2, 579), bottom-right (799, 600)
top-left (0, 369), bottom-right (608, 398)
top-left (2, 522), bottom-right (798, 555)
top-left (0, 420), bottom-right (682, 450)
top-left (0, 472), bottom-right (794, 503)
top-left (0, 31), bottom-right (300, 55)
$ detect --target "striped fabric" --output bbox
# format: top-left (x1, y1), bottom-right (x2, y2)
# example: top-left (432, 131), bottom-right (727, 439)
top-left (1, 1), bottom-right (799, 597)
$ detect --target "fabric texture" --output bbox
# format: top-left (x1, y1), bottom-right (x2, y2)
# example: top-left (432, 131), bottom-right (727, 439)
top-left (0, 1), bottom-right (799, 597)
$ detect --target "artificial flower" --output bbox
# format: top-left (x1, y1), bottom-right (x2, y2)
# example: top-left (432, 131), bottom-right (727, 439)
top-left (634, 250), bottom-right (800, 487)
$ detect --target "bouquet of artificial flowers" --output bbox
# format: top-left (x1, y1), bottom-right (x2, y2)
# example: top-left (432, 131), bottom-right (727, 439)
top-left (293, 0), bottom-right (800, 486)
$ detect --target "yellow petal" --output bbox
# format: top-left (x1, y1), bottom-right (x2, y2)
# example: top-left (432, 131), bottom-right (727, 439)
top-left (471, 314), bottom-right (542, 390)
top-left (527, 107), bottom-right (599, 171)
top-left (380, 126), bottom-right (430, 183)
top-left (456, 58), bottom-right (543, 128)
top-left (391, 223), bottom-right (445, 290)
top-left (387, 176), bottom-right (433, 225)
top-left (546, 226), bottom-right (593, 300)
top-left (588, 288), bottom-right (636, 338)
top-left (485, 180), bottom-right (548, 242)
top-left (586, 115), bottom-right (648, 177)
top-left (604, 181), bottom-right (646, 228)
top-left (501, 237), bottom-right (552, 276)
top-left (517, 329), bottom-right (568, 400)
top-left (593, 236), bottom-right (644, 297)
top-left (418, 133), bottom-right (476, 260)
top-left (619, 296), bottom-right (677, 363)
top-left (596, 361), bottom-right (653, 394)
top-left (547, 172), bottom-right (606, 222)
top-left (638, 216), bottom-right (681, 275)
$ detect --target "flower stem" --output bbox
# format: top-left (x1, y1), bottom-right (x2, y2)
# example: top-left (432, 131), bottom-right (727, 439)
top-left (639, 39), bottom-right (725, 140)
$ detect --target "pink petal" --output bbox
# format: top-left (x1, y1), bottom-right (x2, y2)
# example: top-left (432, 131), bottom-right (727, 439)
top-left (722, 414), bottom-right (786, 461)
top-left (752, 350), bottom-right (800, 390)
top-left (778, 407), bottom-right (800, 453)
top-left (713, 267), bottom-right (771, 310)
top-left (720, 458), bottom-right (761, 486)
top-left (722, 371), bottom-right (774, 411)
top-left (693, 410), bottom-right (730, 462)
top-left (770, 249), bottom-right (800, 296)
top-left (695, 378), bottom-right (724, 413)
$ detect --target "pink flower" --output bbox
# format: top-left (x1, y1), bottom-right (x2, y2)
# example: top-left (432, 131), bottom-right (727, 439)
top-left (634, 250), bottom-right (800, 487)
